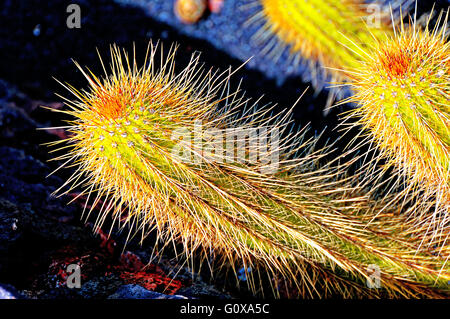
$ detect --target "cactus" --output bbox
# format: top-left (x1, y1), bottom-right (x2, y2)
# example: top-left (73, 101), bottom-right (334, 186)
top-left (248, 0), bottom-right (408, 83)
top-left (174, 0), bottom-right (207, 24)
top-left (47, 42), bottom-right (449, 298)
top-left (341, 12), bottom-right (449, 254)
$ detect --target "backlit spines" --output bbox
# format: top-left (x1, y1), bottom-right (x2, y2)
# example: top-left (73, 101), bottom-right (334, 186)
top-left (47, 42), bottom-right (450, 298)
top-left (342, 13), bottom-right (449, 251)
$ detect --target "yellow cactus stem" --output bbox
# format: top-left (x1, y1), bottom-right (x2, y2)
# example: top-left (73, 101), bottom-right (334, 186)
top-left (247, 0), bottom-right (409, 84)
top-left (45, 42), bottom-right (450, 298)
top-left (174, 0), bottom-right (207, 24)
top-left (339, 11), bottom-right (449, 257)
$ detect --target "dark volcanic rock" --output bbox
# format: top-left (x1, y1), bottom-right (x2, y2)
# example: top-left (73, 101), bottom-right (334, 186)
top-left (76, 275), bottom-right (124, 299)
top-left (108, 284), bottom-right (187, 299)
top-left (177, 282), bottom-right (231, 300)
top-left (0, 95), bottom-right (37, 140)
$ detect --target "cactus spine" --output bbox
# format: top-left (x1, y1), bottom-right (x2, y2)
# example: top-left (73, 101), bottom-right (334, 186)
top-left (342, 12), bottom-right (449, 254)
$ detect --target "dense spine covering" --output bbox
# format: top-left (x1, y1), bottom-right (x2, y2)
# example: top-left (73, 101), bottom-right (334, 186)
top-left (341, 12), bottom-right (449, 256)
top-left (47, 43), bottom-right (449, 298)
top-left (174, 0), bottom-right (207, 24)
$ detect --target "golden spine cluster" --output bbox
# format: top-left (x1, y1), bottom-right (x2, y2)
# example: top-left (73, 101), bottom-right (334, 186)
top-left (340, 12), bottom-right (449, 257)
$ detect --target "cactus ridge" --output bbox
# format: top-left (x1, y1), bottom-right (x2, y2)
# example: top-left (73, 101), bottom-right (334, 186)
top-left (47, 42), bottom-right (449, 298)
